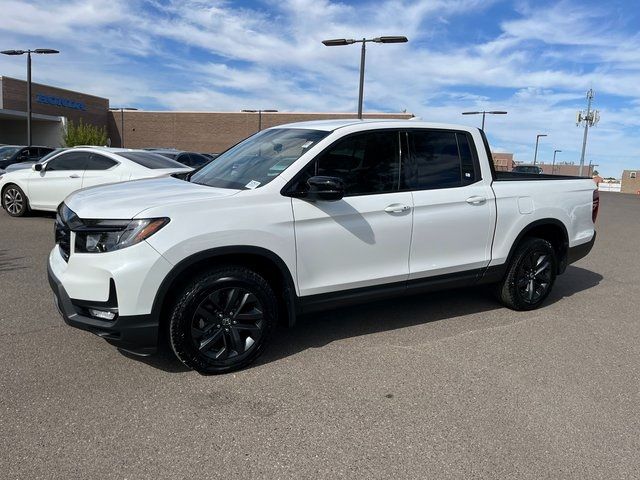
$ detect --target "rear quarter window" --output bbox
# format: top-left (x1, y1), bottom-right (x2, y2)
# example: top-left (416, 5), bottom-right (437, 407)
top-left (118, 152), bottom-right (186, 169)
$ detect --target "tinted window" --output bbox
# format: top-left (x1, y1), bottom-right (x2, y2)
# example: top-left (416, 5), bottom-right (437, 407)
top-left (175, 153), bottom-right (192, 166)
top-left (404, 130), bottom-right (477, 190)
top-left (118, 152), bottom-right (186, 169)
top-left (85, 153), bottom-right (118, 170)
top-left (46, 152), bottom-right (89, 171)
top-left (27, 147), bottom-right (41, 160)
top-left (301, 131), bottom-right (400, 196)
top-left (188, 153), bottom-right (210, 168)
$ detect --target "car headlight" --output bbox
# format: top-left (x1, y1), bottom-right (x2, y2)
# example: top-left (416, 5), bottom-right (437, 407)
top-left (74, 218), bottom-right (169, 253)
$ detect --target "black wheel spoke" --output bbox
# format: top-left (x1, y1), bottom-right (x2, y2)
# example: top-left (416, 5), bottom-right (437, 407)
top-left (199, 328), bottom-right (224, 351)
top-left (189, 285), bottom-right (266, 362)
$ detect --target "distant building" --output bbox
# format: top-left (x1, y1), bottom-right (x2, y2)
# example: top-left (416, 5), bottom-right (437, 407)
top-left (492, 152), bottom-right (514, 171)
top-left (537, 163), bottom-right (595, 176)
top-left (621, 170), bottom-right (640, 194)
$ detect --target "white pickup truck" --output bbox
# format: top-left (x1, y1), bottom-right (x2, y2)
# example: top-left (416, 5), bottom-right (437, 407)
top-left (47, 120), bottom-right (598, 374)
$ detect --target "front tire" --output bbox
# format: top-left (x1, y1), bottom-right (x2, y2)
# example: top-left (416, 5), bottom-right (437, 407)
top-left (168, 266), bottom-right (277, 374)
top-left (2, 184), bottom-right (29, 217)
top-left (498, 237), bottom-right (557, 311)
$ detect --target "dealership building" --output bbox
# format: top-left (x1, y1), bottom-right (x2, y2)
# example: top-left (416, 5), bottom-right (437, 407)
top-left (0, 76), bottom-right (413, 153)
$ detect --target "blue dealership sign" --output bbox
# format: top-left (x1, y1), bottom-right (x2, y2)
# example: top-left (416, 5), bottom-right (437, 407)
top-left (35, 93), bottom-right (86, 111)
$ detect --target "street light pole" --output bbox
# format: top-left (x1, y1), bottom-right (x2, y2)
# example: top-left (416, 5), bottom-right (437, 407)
top-left (1, 48), bottom-right (60, 146)
top-left (241, 109), bottom-right (278, 132)
top-left (322, 36), bottom-right (408, 119)
top-left (533, 134), bottom-right (547, 165)
top-left (552, 149), bottom-right (562, 174)
top-left (109, 107), bottom-right (138, 147)
top-left (461, 110), bottom-right (507, 131)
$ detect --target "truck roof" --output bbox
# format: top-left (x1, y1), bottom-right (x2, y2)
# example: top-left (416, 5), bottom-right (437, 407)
top-left (271, 118), bottom-right (477, 132)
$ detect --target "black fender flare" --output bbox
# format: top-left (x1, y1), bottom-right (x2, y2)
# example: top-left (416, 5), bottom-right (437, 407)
top-left (151, 245), bottom-right (298, 327)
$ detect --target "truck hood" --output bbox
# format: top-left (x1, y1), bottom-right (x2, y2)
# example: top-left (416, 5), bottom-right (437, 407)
top-left (65, 176), bottom-right (240, 219)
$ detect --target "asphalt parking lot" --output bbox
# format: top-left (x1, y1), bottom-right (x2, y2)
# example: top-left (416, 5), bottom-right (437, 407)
top-left (1, 191), bottom-right (639, 479)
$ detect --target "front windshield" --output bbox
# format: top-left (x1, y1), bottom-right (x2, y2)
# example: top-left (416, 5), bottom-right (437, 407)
top-left (0, 147), bottom-right (20, 160)
top-left (190, 128), bottom-right (329, 189)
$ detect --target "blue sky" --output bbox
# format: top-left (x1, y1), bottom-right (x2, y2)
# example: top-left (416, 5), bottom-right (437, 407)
top-left (1, 0), bottom-right (639, 177)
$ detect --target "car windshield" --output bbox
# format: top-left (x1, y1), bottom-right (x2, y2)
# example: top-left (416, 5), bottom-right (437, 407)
top-left (190, 128), bottom-right (329, 189)
top-left (118, 151), bottom-right (186, 169)
top-left (0, 146), bottom-right (20, 160)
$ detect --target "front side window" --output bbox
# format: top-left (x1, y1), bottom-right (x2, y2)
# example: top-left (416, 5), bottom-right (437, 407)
top-left (191, 128), bottom-right (329, 189)
top-left (295, 130), bottom-right (401, 196)
top-left (46, 152), bottom-right (89, 171)
top-left (404, 130), bottom-right (478, 190)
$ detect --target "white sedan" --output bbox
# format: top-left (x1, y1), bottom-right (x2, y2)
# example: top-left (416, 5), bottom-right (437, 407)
top-left (0, 147), bottom-right (192, 217)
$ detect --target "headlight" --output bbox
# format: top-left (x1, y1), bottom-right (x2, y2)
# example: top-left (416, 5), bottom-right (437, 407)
top-left (74, 218), bottom-right (169, 253)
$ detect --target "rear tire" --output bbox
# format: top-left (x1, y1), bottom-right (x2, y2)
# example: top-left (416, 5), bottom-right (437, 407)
top-left (498, 237), bottom-right (557, 311)
top-left (2, 184), bottom-right (29, 217)
top-left (168, 266), bottom-right (277, 374)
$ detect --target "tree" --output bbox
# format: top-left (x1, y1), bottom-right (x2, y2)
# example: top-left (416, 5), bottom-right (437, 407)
top-left (592, 170), bottom-right (599, 176)
top-left (63, 119), bottom-right (108, 147)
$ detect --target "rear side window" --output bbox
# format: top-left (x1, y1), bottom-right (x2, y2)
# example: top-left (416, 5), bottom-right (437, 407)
top-left (188, 153), bottom-right (211, 168)
top-left (46, 152), bottom-right (89, 171)
top-left (117, 152), bottom-right (185, 169)
top-left (404, 130), bottom-right (478, 190)
top-left (85, 153), bottom-right (118, 170)
top-left (310, 130), bottom-right (400, 196)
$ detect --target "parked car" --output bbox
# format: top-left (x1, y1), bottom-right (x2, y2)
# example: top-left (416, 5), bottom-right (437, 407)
top-left (48, 120), bottom-right (597, 374)
top-left (0, 145), bottom-right (55, 170)
top-left (4, 148), bottom-right (65, 172)
top-left (512, 165), bottom-right (543, 174)
top-left (147, 148), bottom-right (212, 168)
top-left (0, 147), bottom-right (191, 217)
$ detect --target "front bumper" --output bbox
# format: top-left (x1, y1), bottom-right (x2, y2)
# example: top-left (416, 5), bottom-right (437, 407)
top-left (47, 260), bottom-right (159, 356)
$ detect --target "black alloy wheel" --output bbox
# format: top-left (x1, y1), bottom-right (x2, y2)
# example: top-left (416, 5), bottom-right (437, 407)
top-left (169, 266), bottom-right (276, 374)
top-left (2, 185), bottom-right (28, 217)
top-left (515, 250), bottom-right (553, 304)
top-left (191, 286), bottom-right (265, 361)
top-left (498, 237), bottom-right (557, 310)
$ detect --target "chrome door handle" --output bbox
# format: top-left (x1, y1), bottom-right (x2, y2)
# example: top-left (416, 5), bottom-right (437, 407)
top-left (466, 196), bottom-right (487, 205)
top-left (384, 204), bottom-right (411, 213)
top-left (69, 174), bottom-right (80, 179)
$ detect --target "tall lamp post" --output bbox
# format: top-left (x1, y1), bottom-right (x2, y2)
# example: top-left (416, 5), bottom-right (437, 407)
top-left (1, 48), bottom-right (60, 146)
top-left (552, 149), bottom-right (562, 174)
top-left (533, 133), bottom-right (547, 165)
top-left (241, 109), bottom-right (278, 132)
top-left (109, 107), bottom-right (138, 148)
top-left (461, 110), bottom-right (507, 130)
top-left (322, 36), bottom-right (408, 119)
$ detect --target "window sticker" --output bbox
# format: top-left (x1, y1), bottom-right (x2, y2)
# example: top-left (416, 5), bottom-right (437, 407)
top-left (245, 180), bottom-right (261, 189)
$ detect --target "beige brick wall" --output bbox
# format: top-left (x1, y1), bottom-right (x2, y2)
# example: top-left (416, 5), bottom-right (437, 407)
top-left (108, 111), bottom-right (414, 152)
top-left (621, 170), bottom-right (640, 194)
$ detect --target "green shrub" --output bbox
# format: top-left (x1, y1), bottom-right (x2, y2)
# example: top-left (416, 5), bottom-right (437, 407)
top-left (63, 119), bottom-right (108, 147)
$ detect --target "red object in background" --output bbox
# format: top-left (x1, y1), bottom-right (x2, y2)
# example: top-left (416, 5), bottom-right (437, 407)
top-left (592, 190), bottom-right (600, 223)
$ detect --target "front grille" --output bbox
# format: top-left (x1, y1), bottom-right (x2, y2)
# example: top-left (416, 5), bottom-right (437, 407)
top-left (55, 214), bottom-right (71, 262)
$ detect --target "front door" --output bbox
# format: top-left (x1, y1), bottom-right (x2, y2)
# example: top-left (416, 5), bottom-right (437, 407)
top-left (27, 151), bottom-right (88, 210)
top-left (291, 130), bottom-right (413, 296)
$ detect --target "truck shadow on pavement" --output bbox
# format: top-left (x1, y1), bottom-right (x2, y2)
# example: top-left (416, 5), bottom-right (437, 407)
top-left (123, 265), bottom-right (603, 373)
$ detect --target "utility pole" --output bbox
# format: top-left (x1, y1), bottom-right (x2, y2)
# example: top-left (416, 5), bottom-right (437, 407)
top-left (577, 89), bottom-right (600, 176)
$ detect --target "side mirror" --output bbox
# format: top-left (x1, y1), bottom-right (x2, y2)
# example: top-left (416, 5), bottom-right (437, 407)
top-left (305, 175), bottom-right (345, 201)
top-left (33, 163), bottom-right (43, 172)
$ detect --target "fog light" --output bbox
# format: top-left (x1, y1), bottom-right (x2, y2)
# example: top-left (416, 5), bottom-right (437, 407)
top-left (89, 309), bottom-right (116, 321)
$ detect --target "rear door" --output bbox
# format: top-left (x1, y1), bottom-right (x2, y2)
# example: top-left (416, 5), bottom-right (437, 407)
top-left (27, 151), bottom-right (88, 210)
top-left (81, 153), bottom-right (122, 188)
top-left (406, 129), bottom-right (495, 279)
top-left (290, 129), bottom-right (414, 296)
